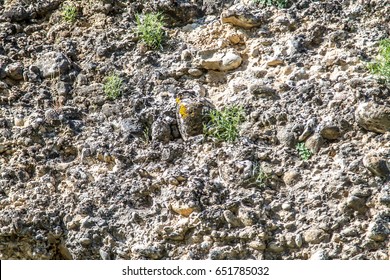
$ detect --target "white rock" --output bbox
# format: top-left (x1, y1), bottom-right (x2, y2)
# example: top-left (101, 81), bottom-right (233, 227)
top-left (197, 49), bottom-right (242, 71)
top-left (310, 249), bottom-right (328, 260)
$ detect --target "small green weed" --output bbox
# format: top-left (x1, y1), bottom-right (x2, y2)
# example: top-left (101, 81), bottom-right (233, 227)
top-left (252, 162), bottom-right (270, 187)
top-left (62, 4), bottom-right (77, 23)
top-left (203, 106), bottom-right (245, 142)
top-left (253, 0), bottom-right (288, 8)
top-left (368, 39), bottom-right (390, 83)
top-left (135, 12), bottom-right (165, 49)
top-left (243, 162), bottom-right (271, 188)
top-left (103, 74), bottom-right (123, 100)
top-left (296, 142), bottom-right (312, 161)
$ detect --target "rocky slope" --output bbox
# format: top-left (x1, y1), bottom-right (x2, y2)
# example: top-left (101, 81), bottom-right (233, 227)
top-left (0, 0), bottom-right (389, 260)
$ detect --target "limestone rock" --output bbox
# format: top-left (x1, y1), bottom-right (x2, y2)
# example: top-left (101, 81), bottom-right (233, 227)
top-left (44, 108), bottom-right (60, 125)
top-left (3, 0), bottom-right (62, 22)
top-left (34, 52), bottom-right (71, 78)
top-left (170, 201), bottom-right (197, 217)
top-left (5, 62), bottom-right (23, 80)
top-left (267, 58), bottom-right (285, 66)
top-left (3, 5), bottom-right (28, 22)
top-left (176, 96), bottom-right (214, 140)
top-left (248, 240), bottom-right (266, 251)
top-left (319, 124), bottom-right (341, 140)
top-left (152, 118), bottom-right (172, 143)
top-left (355, 102), bottom-right (390, 133)
top-left (277, 124), bottom-right (297, 148)
top-left (363, 153), bottom-right (390, 179)
top-left (305, 133), bottom-right (324, 154)
top-left (188, 68), bottom-right (203, 77)
top-left (303, 228), bottom-right (329, 244)
top-left (221, 4), bottom-right (265, 29)
top-left (346, 196), bottom-right (368, 213)
top-left (267, 242), bottom-right (284, 253)
top-left (197, 49), bottom-right (242, 71)
top-left (223, 210), bottom-right (243, 228)
top-left (367, 213), bottom-right (390, 242)
top-left (249, 84), bottom-right (277, 98)
top-left (131, 243), bottom-right (164, 259)
top-left (310, 249), bottom-right (328, 260)
top-left (283, 170), bottom-right (301, 186)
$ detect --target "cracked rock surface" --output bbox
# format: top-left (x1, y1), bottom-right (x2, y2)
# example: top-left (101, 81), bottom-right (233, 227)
top-left (0, 0), bottom-right (389, 260)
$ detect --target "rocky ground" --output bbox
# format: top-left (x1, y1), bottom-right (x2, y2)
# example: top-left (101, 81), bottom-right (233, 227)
top-left (0, 0), bottom-right (389, 260)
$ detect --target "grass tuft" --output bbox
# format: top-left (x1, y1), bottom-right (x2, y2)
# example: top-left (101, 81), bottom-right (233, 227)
top-left (203, 106), bottom-right (245, 142)
top-left (135, 12), bottom-right (165, 49)
top-left (368, 39), bottom-right (390, 83)
top-left (62, 4), bottom-right (77, 23)
top-left (252, 162), bottom-right (270, 188)
top-left (296, 142), bottom-right (312, 161)
top-left (103, 73), bottom-right (123, 100)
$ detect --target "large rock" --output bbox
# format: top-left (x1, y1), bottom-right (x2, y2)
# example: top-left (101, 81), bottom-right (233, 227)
top-left (303, 228), bottom-right (329, 244)
top-left (145, 0), bottom-right (203, 25)
top-left (176, 94), bottom-right (214, 140)
top-left (249, 84), bottom-right (277, 98)
top-left (318, 121), bottom-right (342, 140)
top-left (202, 0), bottom-right (235, 15)
top-left (367, 213), bottom-right (390, 242)
top-left (277, 123), bottom-right (298, 148)
top-left (355, 102), bottom-right (390, 133)
top-left (197, 49), bottom-right (242, 71)
top-left (3, 0), bottom-right (62, 22)
top-left (5, 62), bottom-right (24, 80)
top-left (310, 249), bottom-right (328, 260)
top-left (363, 153), bottom-right (390, 179)
top-left (151, 118), bottom-right (172, 143)
top-left (221, 4), bottom-right (265, 29)
top-left (170, 201), bottom-right (197, 217)
top-left (305, 133), bottom-right (324, 154)
top-left (131, 243), bottom-right (164, 259)
top-left (34, 52), bottom-right (71, 78)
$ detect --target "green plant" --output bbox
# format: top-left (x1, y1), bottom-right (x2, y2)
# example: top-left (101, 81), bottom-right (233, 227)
top-left (103, 73), bottom-right (123, 100)
top-left (135, 12), bottom-right (165, 49)
top-left (252, 162), bottom-right (270, 187)
top-left (62, 4), bottom-right (77, 23)
top-left (203, 106), bottom-right (245, 142)
top-left (296, 142), bottom-right (312, 161)
top-left (255, 168), bottom-right (269, 187)
top-left (253, 0), bottom-right (288, 8)
top-left (368, 38), bottom-right (390, 83)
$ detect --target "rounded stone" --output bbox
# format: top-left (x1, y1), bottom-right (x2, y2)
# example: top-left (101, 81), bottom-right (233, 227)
top-left (283, 170), bottom-right (301, 186)
top-left (363, 153), bottom-right (390, 179)
top-left (5, 62), bottom-right (24, 80)
top-left (188, 68), bottom-right (203, 77)
top-left (355, 102), bottom-right (390, 133)
top-left (320, 125), bottom-right (341, 140)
